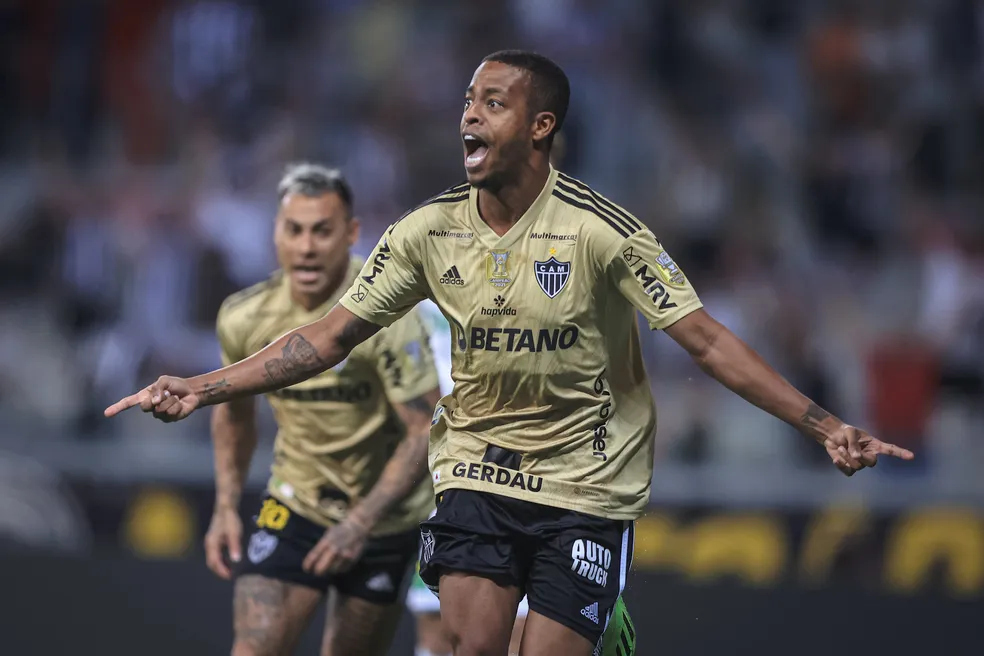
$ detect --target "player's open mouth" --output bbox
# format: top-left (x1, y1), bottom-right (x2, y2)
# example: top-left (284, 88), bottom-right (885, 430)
top-left (292, 265), bottom-right (324, 284)
top-left (463, 133), bottom-right (490, 169)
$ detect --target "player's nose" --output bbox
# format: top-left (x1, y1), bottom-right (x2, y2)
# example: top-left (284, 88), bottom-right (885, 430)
top-left (463, 106), bottom-right (481, 126)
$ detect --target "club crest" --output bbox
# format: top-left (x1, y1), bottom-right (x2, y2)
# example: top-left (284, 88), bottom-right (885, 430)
top-left (248, 530), bottom-right (278, 564)
top-left (534, 257), bottom-right (571, 298)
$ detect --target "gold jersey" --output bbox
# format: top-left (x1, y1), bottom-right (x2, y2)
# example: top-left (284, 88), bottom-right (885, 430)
top-left (217, 258), bottom-right (440, 535)
top-left (339, 168), bottom-right (703, 521)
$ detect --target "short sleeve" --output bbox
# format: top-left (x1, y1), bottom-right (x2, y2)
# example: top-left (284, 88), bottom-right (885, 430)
top-left (339, 220), bottom-right (429, 327)
top-left (216, 301), bottom-right (246, 366)
top-left (372, 308), bottom-right (440, 404)
top-left (609, 230), bottom-right (702, 330)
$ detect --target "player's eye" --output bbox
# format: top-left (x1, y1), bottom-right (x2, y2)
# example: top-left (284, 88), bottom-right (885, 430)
top-left (463, 98), bottom-right (472, 109)
top-left (488, 99), bottom-right (502, 109)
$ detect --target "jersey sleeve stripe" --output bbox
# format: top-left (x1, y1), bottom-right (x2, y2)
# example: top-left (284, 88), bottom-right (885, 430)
top-left (555, 180), bottom-right (641, 237)
top-left (391, 184), bottom-right (471, 230)
top-left (557, 173), bottom-right (645, 233)
top-left (444, 181), bottom-right (470, 195)
top-left (551, 188), bottom-right (630, 238)
top-left (427, 192), bottom-right (470, 205)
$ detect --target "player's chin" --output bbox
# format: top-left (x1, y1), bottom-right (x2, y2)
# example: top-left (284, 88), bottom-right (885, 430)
top-left (465, 164), bottom-right (501, 189)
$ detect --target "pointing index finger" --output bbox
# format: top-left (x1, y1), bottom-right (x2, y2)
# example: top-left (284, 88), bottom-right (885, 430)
top-left (104, 394), bottom-right (140, 418)
top-left (878, 441), bottom-right (915, 460)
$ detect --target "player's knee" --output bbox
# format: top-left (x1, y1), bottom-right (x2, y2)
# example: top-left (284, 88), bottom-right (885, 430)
top-left (445, 622), bottom-right (510, 656)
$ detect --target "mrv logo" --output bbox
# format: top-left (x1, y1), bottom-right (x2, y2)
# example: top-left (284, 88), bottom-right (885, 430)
top-left (361, 240), bottom-right (391, 286)
top-left (454, 326), bottom-right (579, 352)
top-left (632, 264), bottom-right (677, 310)
top-left (452, 462), bottom-right (543, 492)
top-left (571, 539), bottom-right (611, 586)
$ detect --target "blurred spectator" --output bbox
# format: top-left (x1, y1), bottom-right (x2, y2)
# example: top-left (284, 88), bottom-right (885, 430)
top-left (0, 0), bottom-right (980, 499)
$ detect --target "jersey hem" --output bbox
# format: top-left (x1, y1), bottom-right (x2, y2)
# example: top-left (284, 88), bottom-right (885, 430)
top-left (266, 485), bottom-right (429, 537)
top-left (432, 480), bottom-right (643, 522)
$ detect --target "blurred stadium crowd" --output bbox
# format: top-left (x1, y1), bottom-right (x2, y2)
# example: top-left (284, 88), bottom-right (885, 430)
top-left (0, 0), bottom-right (982, 495)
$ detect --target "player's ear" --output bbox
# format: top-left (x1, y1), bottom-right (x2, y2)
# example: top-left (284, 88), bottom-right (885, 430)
top-left (531, 111), bottom-right (557, 145)
top-left (347, 215), bottom-right (361, 247)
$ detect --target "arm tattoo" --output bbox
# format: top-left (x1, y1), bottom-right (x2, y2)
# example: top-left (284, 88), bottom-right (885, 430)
top-left (262, 334), bottom-right (328, 386)
top-left (800, 403), bottom-right (832, 430)
top-left (201, 378), bottom-right (230, 400)
top-left (337, 316), bottom-right (377, 352)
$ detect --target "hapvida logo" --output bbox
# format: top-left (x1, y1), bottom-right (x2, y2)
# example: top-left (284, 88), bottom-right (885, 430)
top-left (481, 294), bottom-right (516, 316)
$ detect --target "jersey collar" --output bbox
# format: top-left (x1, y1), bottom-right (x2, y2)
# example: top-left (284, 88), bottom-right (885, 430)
top-left (467, 166), bottom-right (559, 250)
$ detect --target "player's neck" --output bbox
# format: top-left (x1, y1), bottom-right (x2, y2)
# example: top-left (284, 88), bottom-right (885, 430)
top-left (477, 160), bottom-right (550, 236)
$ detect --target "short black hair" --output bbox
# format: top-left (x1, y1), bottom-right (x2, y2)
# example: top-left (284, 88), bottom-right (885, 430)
top-left (482, 50), bottom-right (570, 146)
top-left (277, 163), bottom-right (353, 215)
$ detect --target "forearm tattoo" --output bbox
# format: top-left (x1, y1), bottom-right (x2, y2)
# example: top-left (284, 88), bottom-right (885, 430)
top-left (262, 334), bottom-right (328, 386)
top-left (201, 378), bottom-right (231, 400)
top-left (800, 403), bottom-right (832, 430)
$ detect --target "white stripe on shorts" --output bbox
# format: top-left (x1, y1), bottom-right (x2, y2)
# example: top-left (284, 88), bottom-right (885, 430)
top-left (602, 521), bottom-right (633, 632)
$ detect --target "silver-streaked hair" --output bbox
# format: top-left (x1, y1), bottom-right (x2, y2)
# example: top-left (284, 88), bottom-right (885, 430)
top-left (276, 162), bottom-right (353, 212)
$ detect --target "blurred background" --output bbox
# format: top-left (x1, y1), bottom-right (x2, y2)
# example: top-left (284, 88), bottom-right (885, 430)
top-left (0, 0), bottom-right (982, 654)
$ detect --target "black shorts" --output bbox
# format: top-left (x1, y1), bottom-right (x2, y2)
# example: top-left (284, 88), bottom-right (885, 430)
top-left (418, 489), bottom-right (634, 644)
top-left (237, 495), bottom-right (418, 605)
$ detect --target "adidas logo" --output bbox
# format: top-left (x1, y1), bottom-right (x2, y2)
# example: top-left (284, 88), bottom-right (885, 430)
top-left (440, 266), bottom-right (465, 286)
top-left (365, 572), bottom-right (394, 593)
top-left (581, 601), bottom-right (600, 625)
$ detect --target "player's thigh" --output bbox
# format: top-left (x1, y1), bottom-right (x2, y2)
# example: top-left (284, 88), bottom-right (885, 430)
top-left (440, 571), bottom-right (523, 656)
top-left (320, 589), bottom-right (404, 656)
top-left (417, 490), bottom-right (531, 652)
top-left (407, 566), bottom-right (452, 654)
top-left (234, 495), bottom-right (331, 655)
top-left (232, 575), bottom-right (323, 656)
top-left (323, 528), bottom-right (419, 655)
top-left (524, 517), bottom-right (634, 653)
top-left (518, 610), bottom-right (594, 656)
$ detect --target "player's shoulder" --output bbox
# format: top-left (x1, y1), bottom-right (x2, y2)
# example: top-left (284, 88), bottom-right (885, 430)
top-left (551, 171), bottom-right (647, 243)
top-left (217, 271), bottom-right (283, 327)
top-left (388, 181), bottom-right (472, 239)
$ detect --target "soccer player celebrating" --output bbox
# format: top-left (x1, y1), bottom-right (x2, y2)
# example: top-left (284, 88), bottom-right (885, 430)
top-left (107, 51), bottom-right (914, 656)
top-left (200, 163), bottom-right (442, 656)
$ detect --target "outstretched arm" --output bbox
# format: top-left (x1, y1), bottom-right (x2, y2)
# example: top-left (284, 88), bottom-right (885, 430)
top-left (664, 309), bottom-right (914, 475)
top-left (104, 306), bottom-right (381, 418)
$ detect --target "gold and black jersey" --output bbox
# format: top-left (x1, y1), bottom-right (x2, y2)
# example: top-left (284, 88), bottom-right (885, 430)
top-left (217, 258), bottom-right (440, 536)
top-left (339, 168), bottom-right (702, 520)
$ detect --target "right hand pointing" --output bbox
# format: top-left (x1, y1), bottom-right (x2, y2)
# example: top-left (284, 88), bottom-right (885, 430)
top-left (104, 375), bottom-right (200, 422)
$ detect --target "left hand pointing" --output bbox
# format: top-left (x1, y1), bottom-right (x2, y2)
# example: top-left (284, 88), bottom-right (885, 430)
top-left (822, 424), bottom-right (914, 476)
